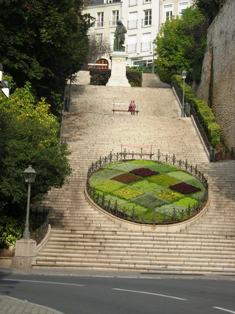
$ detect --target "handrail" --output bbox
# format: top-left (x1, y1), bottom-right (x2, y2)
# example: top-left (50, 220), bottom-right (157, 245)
top-left (172, 81), bottom-right (215, 161)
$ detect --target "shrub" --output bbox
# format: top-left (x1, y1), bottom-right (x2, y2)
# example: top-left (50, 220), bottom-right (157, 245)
top-left (0, 215), bottom-right (23, 248)
top-left (126, 69), bottom-right (142, 87)
top-left (90, 68), bottom-right (111, 85)
top-left (112, 187), bottom-right (143, 200)
top-left (172, 75), bottom-right (221, 147)
top-left (156, 189), bottom-right (183, 202)
top-left (89, 68), bottom-right (142, 86)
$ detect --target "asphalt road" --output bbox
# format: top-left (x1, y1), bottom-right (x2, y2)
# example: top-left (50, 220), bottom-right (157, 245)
top-left (0, 270), bottom-right (235, 314)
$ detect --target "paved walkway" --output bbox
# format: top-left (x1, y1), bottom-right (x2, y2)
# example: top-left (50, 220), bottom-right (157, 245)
top-left (0, 294), bottom-right (63, 314)
top-left (142, 73), bottom-right (170, 88)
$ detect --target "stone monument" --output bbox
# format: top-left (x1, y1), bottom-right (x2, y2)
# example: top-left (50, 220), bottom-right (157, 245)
top-left (106, 21), bottom-right (130, 87)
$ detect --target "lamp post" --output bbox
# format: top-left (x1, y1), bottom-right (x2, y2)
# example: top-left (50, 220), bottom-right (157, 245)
top-left (23, 165), bottom-right (36, 240)
top-left (181, 70), bottom-right (187, 117)
top-left (152, 42), bottom-right (156, 74)
top-left (0, 63), bottom-right (10, 98)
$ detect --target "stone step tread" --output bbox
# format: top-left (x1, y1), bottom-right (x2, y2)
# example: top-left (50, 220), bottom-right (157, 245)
top-left (50, 230), bottom-right (235, 239)
top-left (35, 256), bottom-right (235, 266)
top-left (48, 235), bottom-right (235, 244)
top-left (38, 251), bottom-right (235, 260)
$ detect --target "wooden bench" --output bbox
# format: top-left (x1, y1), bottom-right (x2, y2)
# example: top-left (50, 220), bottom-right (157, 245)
top-left (112, 103), bottom-right (139, 115)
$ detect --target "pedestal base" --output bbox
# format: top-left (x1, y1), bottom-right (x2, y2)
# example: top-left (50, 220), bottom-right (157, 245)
top-left (106, 52), bottom-right (130, 87)
top-left (12, 239), bottom-right (37, 269)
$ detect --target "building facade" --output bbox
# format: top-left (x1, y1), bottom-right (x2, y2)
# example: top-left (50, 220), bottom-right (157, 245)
top-left (160, 0), bottom-right (194, 24)
top-left (84, 0), bottom-right (193, 66)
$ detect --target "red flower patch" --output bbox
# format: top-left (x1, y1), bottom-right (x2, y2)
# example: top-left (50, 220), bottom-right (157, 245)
top-left (130, 168), bottom-right (159, 177)
top-left (112, 173), bottom-right (141, 184)
top-left (170, 182), bottom-right (201, 194)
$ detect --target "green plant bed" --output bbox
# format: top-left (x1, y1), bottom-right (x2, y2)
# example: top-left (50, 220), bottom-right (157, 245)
top-left (88, 160), bottom-right (207, 224)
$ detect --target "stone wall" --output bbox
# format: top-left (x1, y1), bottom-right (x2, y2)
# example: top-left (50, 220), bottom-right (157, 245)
top-left (197, 0), bottom-right (235, 149)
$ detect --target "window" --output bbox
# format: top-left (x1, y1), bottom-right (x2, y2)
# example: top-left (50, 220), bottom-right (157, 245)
top-left (166, 10), bottom-right (173, 20)
top-left (111, 10), bottom-right (119, 26)
top-left (143, 9), bottom-right (152, 26)
top-left (128, 11), bottom-right (138, 29)
top-left (141, 33), bottom-right (151, 52)
top-left (97, 12), bottom-right (104, 27)
top-left (129, 0), bottom-right (137, 7)
top-left (164, 4), bottom-right (173, 22)
top-left (127, 35), bottom-right (137, 53)
top-left (179, 1), bottom-right (189, 15)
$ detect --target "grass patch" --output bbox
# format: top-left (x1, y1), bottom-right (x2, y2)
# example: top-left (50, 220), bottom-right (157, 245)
top-left (95, 180), bottom-right (125, 193)
top-left (173, 197), bottom-right (198, 209)
top-left (167, 171), bottom-right (195, 182)
top-left (131, 180), bottom-right (164, 193)
top-left (133, 193), bottom-right (166, 209)
top-left (148, 174), bottom-right (179, 187)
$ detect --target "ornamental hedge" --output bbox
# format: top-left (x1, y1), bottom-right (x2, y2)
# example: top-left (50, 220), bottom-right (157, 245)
top-left (172, 75), bottom-right (221, 147)
top-left (90, 68), bottom-right (142, 87)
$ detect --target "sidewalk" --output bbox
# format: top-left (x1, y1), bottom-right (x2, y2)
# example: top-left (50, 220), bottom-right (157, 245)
top-left (0, 294), bottom-right (64, 314)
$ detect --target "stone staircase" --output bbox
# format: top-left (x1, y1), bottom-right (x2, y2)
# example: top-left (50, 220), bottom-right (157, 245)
top-left (34, 81), bottom-right (235, 274)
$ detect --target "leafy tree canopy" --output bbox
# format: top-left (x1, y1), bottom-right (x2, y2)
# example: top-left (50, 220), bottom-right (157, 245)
top-left (195, 0), bottom-right (226, 23)
top-left (155, 7), bottom-right (207, 83)
top-left (0, 0), bottom-right (91, 113)
top-left (0, 83), bottom-right (71, 216)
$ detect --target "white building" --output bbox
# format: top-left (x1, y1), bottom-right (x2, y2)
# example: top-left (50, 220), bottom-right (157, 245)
top-left (160, 0), bottom-right (194, 24)
top-left (84, 0), bottom-right (194, 67)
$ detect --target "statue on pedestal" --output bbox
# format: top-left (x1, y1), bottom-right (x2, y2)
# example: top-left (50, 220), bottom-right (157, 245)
top-left (113, 21), bottom-right (127, 52)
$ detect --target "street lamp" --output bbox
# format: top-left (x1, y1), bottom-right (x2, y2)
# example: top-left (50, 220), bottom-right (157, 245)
top-left (152, 42), bottom-right (156, 74)
top-left (0, 63), bottom-right (10, 98)
top-left (23, 165), bottom-right (36, 240)
top-left (181, 70), bottom-right (187, 117)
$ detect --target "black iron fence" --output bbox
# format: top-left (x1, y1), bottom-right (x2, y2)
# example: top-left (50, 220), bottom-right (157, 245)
top-left (86, 151), bottom-right (208, 225)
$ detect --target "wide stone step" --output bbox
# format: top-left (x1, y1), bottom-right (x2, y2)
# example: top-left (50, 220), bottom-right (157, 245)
top-left (33, 259), bottom-right (235, 274)
top-left (40, 249), bottom-right (235, 259)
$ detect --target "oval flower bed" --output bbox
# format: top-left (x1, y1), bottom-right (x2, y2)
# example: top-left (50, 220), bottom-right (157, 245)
top-left (88, 159), bottom-right (207, 224)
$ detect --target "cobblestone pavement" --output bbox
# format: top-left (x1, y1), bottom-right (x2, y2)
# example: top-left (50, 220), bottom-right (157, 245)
top-left (0, 295), bottom-right (64, 314)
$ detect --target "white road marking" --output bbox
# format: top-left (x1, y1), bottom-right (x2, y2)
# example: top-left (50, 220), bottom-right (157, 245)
top-left (2, 278), bottom-right (84, 287)
top-left (213, 306), bottom-right (235, 314)
top-left (113, 288), bottom-right (187, 301)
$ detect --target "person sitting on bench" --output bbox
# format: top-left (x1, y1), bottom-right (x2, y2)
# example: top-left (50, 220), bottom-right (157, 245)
top-left (128, 100), bottom-right (136, 115)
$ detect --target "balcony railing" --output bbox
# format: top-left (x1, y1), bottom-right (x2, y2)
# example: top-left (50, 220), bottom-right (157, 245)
top-left (127, 19), bottom-right (138, 29)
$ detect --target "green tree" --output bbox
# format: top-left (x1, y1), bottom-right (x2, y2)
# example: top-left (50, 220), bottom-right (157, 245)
top-left (0, 83), bottom-right (71, 216)
top-left (195, 0), bottom-right (226, 23)
top-left (155, 7), bottom-right (207, 83)
top-left (0, 0), bottom-right (91, 113)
